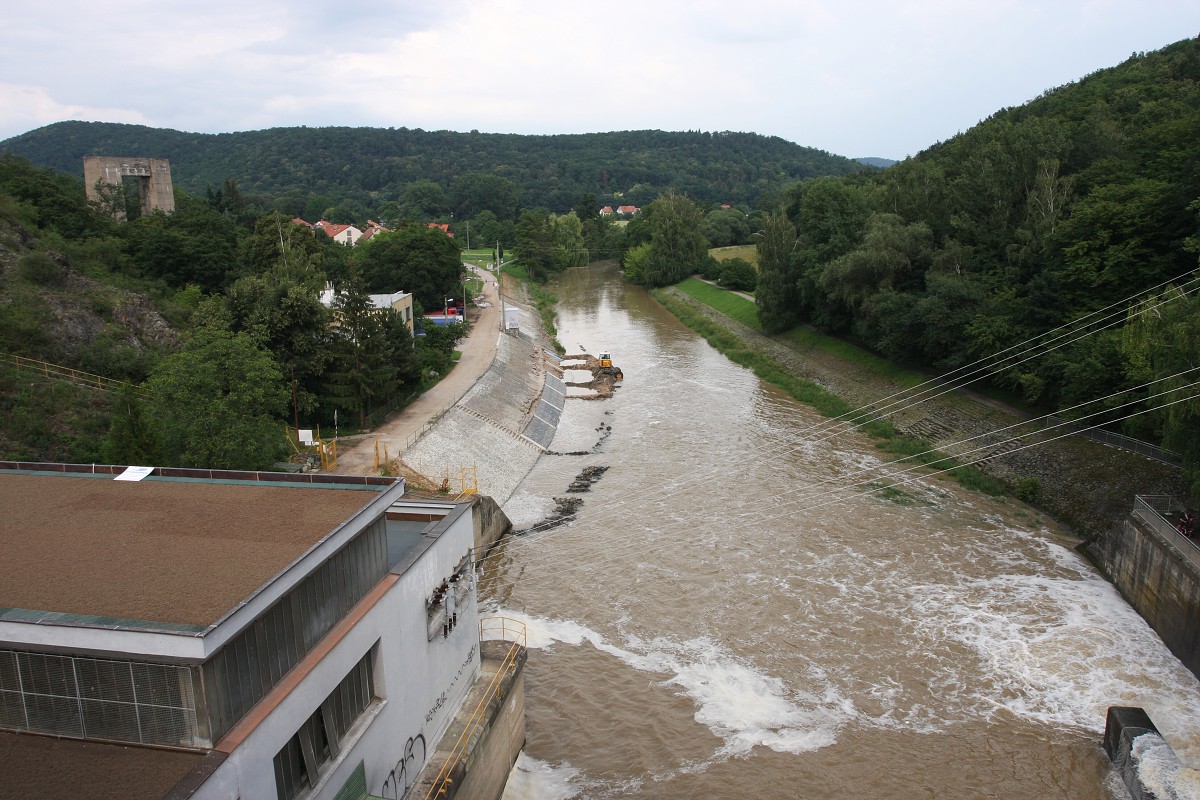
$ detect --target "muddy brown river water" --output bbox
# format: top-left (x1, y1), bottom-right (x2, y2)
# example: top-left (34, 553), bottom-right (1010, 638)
top-left (483, 263), bottom-right (1200, 799)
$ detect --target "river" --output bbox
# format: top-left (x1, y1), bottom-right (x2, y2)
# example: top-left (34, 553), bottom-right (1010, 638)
top-left (483, 263), bottom-right (1200, 799)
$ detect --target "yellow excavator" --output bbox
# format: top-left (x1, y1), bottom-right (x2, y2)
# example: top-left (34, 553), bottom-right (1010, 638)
top-left (598, 351), bottom-right (623, 381)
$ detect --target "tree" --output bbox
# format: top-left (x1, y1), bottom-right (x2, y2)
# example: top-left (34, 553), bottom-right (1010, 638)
top-left (755, 210), bottom-right (799, 332)
top-left (402, 179), bottom-right (449, 218)
top-left (451, 173), bottom-right (521, 221)
top-left (515, 210), bottom-right (556, 281)
top-left (704, 208), bottom-right (752, 248)
top-left (355, 226), bottom-right (463, 310)
top-left (550, 211), bottom-right (588, 271)
top-left (633, 192), bottom-right (708, 287)
top-left (1121, 286), bottom-right (1200, 499)
top-left (621, 242), bottom-right (651, 285)
top-left (417, 321), bottom-right (467, 381)
top-left (470, 210), bottom-right (512, 253)
top-left (103, 385), bottom-right (156, 465)
top-left (226, 269), bottom-right (332, 428)
top-left (146, 326), bottom-right (289, 469)
top-left (323, 276), bottom-right (402, 428)
top-left (239, 211), bottom-right (327, 277)
top-left (124, 202), bottom-right (239, 292)
top-left (718, 257), bottom-right (757, 292)
top-left (820, 213), bottom-right (932, 311)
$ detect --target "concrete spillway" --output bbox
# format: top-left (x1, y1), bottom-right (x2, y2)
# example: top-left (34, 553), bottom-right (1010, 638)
top-left (403, 329), bottom-right (562, 504)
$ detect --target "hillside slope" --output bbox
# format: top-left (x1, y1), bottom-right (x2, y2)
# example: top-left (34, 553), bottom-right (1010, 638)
top-left (0, 124), bottom-right (866, 212)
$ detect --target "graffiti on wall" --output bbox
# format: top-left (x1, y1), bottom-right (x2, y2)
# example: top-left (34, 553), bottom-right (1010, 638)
top-left (423, 643), bottom-right (477, 726)
top-left (380, 733), bottom-right (426, 800)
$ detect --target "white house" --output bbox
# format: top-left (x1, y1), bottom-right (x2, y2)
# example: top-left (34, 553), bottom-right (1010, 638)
top-left (319, 283), bottom-right (415, 334)
top-left (315, 221), bottom-right (364, 246)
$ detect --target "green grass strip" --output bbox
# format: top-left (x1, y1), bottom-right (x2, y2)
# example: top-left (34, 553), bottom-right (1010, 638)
top-left (675, 278), bottom-right (762, 330)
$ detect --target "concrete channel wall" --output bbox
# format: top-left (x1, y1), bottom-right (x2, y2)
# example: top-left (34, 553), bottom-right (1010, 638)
top-left (403, 330), bottom-right (559, 506)
top-left (1084, 504), bottom-right (1200, 677)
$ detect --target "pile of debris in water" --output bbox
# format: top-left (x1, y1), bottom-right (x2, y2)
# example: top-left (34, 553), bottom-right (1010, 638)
top-left (567, 465), bottom-right (608, 492)
top-left (513, 465), bottom-right (610, 535)
top-left (558, 353), bottom-right (621, 399)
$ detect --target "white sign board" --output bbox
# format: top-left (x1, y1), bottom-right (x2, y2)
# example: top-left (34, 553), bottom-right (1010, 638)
top-left (114, 465), bottom-right (155, 481)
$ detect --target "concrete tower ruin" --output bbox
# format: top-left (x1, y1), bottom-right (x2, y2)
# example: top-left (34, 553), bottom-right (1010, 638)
top-left (83, 156), bottom-right (175, 220)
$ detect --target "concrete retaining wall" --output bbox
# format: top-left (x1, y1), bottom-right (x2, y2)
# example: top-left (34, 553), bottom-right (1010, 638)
top-left (453, 658), bottom-right (526, 800)
top-left (403, 329), bottom-right (559, 506)
top-left (471, 495), bottom-right (513, 555)
top-left (1084, 516), bottom-right (1200, 677)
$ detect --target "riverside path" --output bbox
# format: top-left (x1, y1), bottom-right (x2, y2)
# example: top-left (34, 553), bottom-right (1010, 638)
top-left (331, 264), bottom-right (502, 476)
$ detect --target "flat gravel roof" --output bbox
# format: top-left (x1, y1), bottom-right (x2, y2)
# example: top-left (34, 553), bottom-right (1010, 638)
top-left (0, 474), bottom-right (380, 627)
top-left (0, 730), bottom-right (205, 800)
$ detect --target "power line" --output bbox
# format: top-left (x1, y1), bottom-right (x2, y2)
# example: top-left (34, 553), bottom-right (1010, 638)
top-left (477, 273), bottom-right (1199, 566)
top-left (478, 387), bottom-right (1200, 590)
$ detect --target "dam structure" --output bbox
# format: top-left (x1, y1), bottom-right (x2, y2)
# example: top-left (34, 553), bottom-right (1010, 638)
top-left (403, 305), bottom-right (565, 505)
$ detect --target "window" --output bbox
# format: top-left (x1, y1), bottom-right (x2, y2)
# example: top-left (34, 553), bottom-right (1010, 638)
top-left (203, 521), bottom-right (388, 742)
top-left (0, 649), bottom-right (199, 747)
top-left (273, 647), bottom-right (377, 800)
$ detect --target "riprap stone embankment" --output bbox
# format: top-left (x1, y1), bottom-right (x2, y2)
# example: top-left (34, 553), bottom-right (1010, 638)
top-left (402, 303), bottom-right (563, 506)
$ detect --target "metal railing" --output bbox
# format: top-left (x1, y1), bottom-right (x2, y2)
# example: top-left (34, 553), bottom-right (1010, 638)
top-left (1132, 495), bottom-right (1200, 561)
top-left (1046, 416), bottom-right (1181, 466)
top-left (3, 354), bottom-right (148, 397)
top-left (423, 617), bottom-right (527, 800)
top-left (407, 404), bottom-right (456, 449)
top-left (478, 616), bottom-right (528, 647)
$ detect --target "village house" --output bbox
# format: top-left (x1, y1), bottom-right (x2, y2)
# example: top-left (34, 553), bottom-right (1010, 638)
top-left (319, 283), bottom-right (415, 334)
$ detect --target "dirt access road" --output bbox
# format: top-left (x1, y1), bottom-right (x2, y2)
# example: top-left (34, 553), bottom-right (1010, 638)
top-left (331, 264), bottom-right (502, 477)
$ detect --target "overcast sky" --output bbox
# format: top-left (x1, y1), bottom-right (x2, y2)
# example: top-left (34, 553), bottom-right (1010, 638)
top-left (2, 1), bottom-right (1197, 160)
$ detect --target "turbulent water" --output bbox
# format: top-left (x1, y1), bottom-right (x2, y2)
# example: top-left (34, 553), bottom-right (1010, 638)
top-left (485, 263), bottom-right (1200, 800)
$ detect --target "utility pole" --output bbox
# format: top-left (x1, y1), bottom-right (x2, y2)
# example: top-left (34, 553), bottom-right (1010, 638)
top-left (498, 240), bottom-right (506, 331)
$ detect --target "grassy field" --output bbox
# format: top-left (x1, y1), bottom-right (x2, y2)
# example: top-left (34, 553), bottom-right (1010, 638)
top-left (675, 278), bottom-right (761, 330)
top-left (677, 277), bottom-right (928, 389)
top-left (710, 244), bottom-right (758, 265)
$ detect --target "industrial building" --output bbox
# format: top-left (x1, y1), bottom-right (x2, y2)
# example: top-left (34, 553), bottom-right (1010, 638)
top-left (0, 464), bottom-right (524, 800)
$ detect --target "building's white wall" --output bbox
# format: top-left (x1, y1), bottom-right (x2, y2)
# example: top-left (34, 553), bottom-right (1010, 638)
top-left (192, 505), bottom-right (480, 800)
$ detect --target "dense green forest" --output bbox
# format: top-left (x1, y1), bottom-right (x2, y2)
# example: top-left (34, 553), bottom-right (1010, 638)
top-left (0, 153), bottom-right (469, 468)
top-left (0, 124), bottom-right (866, 220)
top-left (742, 37), bottom-right (1200, 495)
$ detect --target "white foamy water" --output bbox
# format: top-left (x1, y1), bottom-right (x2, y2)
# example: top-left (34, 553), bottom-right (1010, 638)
top-left (502, 753), bottom-right (582, 800)
top-left (494, 608), bottom-right (850, 758)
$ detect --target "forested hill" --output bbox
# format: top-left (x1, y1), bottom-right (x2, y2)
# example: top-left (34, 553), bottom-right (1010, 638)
top-left (753, 36), bottom-right (1200, 492)
top-left (0, 123), bottom-right (866, 214)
